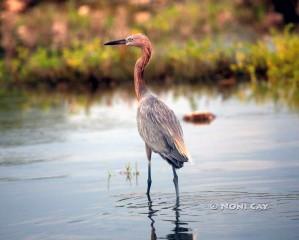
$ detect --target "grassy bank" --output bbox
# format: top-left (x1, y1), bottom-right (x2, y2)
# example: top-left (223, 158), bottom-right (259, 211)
top-left (1, 30), bottom-right (299, 89)
top-left (0, 0), bottom-right (289, 84)
top-left (1, 0), bottom-right (298, 93)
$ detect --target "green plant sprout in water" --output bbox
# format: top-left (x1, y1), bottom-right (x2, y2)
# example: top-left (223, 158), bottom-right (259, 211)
top-left (107, 162), bottom-right (140, 188)
top-left (120, 162), bottom-right (140, 183)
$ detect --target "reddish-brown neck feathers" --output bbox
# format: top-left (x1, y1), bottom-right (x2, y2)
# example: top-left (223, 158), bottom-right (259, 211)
top-left (134, 41), bottom-right (152, 101)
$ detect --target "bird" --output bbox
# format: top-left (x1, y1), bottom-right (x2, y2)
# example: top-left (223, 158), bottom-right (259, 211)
top-left (104, 34), bottom-right (190, 199)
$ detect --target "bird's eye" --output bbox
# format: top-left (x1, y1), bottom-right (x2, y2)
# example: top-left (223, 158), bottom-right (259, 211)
top-left (128, 37), bottom-right (133, 42)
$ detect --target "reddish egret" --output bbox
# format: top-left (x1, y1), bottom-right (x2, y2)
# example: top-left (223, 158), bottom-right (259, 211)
top-left (104, 34), bottom-right (190, 199)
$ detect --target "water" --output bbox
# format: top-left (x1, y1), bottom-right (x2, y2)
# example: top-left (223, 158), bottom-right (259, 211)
top-left (0, 84), bottom-right (299, 239)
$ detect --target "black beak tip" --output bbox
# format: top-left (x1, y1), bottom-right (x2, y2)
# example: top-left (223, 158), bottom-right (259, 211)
top-left (103, 41), bottom-right (112, 46)
top-left (103, 39), bottom-right (126, 46)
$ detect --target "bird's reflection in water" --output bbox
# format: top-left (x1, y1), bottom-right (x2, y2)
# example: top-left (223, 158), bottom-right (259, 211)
top-left (147, 195), bottom-right (194, 240)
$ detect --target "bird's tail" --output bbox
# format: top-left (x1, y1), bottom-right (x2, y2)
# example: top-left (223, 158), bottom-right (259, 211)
top-left (161, 136), bottom-right (190, 169)
top-left (160, 148), bottom-right (189, 169)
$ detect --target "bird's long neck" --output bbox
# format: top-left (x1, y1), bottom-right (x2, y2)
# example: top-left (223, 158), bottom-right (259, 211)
top-left (134, 43), bottom-right (152, 101)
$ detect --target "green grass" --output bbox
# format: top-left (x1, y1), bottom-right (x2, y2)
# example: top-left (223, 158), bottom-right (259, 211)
top-left (1, 30), bottom-right (299, 89)
top-left (0, 0), bottom-right (298, 93)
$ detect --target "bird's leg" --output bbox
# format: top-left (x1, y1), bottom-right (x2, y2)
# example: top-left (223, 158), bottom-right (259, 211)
top-left (147, 161), bottom-right (152, 195)
top-left (146, 144), bottom-right (152, 195)
top-left (172, 166), bottom-right (179, 200)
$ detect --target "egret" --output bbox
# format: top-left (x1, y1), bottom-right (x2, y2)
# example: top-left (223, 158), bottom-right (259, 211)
top-left (104, 34), bottom-right (190, 199)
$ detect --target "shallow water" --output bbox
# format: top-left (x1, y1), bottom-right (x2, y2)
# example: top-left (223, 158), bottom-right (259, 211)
top-left (0, 85), bottom-right (299, 239)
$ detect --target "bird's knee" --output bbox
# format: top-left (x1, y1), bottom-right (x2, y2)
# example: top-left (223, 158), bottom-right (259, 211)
top-left (147, 179), bottom-right (152, 185)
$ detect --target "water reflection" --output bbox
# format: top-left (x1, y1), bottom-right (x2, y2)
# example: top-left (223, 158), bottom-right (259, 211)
top-left (147, 194), bottom-right (194, 240)
top-left (1, 82), bottom-right (299, 239)
top-left (114, 190), bottom-right (299, 239)
top-left (147, 194), bottom-right (158, 240)
top-left (1, 81), bottom-right (299, 117)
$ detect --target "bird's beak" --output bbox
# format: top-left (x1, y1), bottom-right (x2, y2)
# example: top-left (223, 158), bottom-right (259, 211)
top-left (104, 39), bottom-right (126, 46)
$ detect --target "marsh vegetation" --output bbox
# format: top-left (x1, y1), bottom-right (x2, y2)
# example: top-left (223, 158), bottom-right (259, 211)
top-left (1, 1), bottom-right (299, 94)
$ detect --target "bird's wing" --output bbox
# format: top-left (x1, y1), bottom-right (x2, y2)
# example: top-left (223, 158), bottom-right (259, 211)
top-left (137, 95), bottom-right (189, 161)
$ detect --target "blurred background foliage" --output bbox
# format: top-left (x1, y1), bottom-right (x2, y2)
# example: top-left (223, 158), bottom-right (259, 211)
top-left (0, 0), bottom-right (299, 97)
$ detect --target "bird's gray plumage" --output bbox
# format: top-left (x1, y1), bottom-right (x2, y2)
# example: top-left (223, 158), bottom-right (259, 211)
top-left (137, 93), bottom-right (189, 169)
top-left (105, 33), bottom-right (189, 198)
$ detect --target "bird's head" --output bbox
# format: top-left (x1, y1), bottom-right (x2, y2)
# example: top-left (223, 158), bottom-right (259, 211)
top-left (104, 33), bottom-right (150, 48)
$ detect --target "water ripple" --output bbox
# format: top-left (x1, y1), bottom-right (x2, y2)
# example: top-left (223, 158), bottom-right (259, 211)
top-left (114, 190), bottom-right (299, 220)
top-left (0, 175), bottom-right (68, 182)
